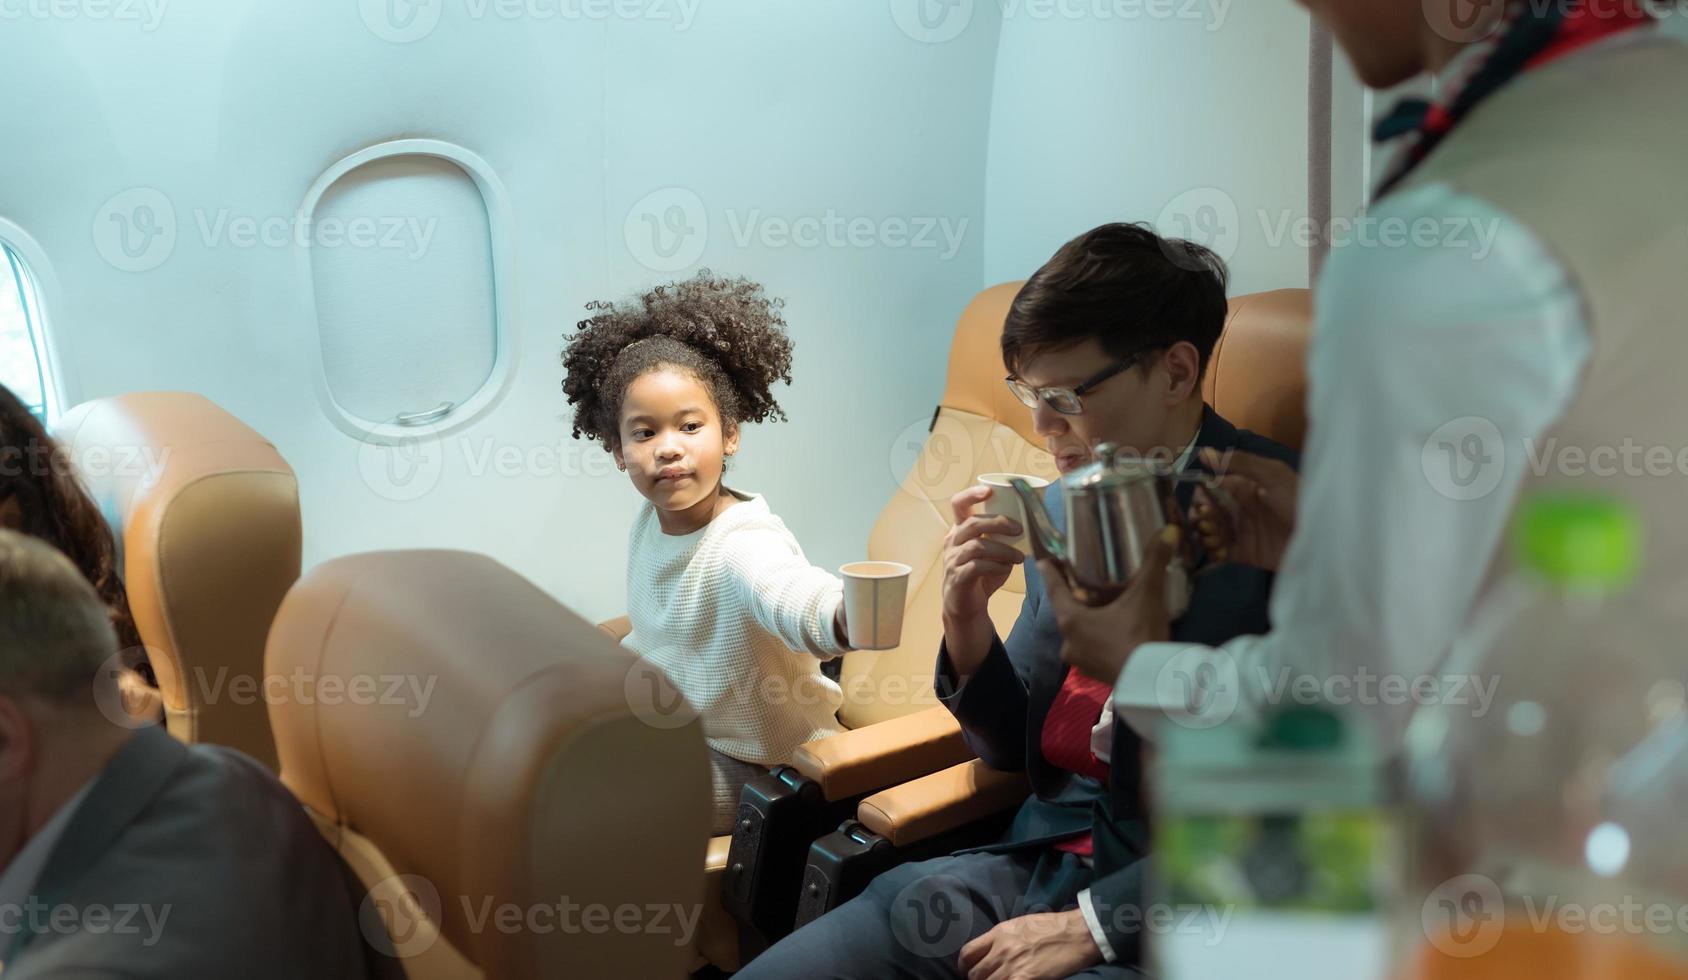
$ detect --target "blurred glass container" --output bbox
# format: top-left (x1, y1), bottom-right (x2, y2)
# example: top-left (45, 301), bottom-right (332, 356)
top-left (1402, 494), bottom-right (1688, 978)
top-left (1152, 706), bottom-right (1396, 980)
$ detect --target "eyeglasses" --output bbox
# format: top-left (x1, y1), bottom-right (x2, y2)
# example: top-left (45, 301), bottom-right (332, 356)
top-left (1005, 349), bottom-right (1156, 416)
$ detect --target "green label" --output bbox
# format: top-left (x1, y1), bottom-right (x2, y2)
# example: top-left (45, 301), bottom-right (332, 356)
top-left (1158, 810), bottom-right (1388, 913)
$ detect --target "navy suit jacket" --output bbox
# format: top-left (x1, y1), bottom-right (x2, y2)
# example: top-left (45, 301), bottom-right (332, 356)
top-left (934, 405), bottom-right (1299, 962)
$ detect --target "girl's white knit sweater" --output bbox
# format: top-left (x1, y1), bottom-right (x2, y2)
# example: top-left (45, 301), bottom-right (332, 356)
top-left (623, 489), bottom-right (848, 765)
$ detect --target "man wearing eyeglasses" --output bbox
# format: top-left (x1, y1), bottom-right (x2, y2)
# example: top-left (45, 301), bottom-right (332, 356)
top-left (736, 222), bottom-right (1298, 979)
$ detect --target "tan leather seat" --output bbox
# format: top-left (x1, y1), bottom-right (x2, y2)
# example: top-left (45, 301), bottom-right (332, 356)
top-left (748, 282), bottom-right (1056, 811)
top-left (269, 550), bottom-right (710, 980)
top-left (594, 617), bottom-right (741, 973)
top-left (56, 392), bottom-right (301, 768)
top-left (834, 282), bottom-right (1059, 736)
top-left (1204, 288), bottom-right (1313, 453)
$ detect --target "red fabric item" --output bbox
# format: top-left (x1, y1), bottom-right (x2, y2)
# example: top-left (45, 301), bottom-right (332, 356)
top-left (1041, 668), bottom-right (1113, 857)
top-left (1529, 0), bottom-right (1651, 66)
top-left (1376, 0), bottom-right (1654, 196)
top-left (1054, 834), bottom-right (1095, 858)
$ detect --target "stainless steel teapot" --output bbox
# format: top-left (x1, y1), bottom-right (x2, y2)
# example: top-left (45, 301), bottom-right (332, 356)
top-left (1009, 443), bottom-right (1218, 608)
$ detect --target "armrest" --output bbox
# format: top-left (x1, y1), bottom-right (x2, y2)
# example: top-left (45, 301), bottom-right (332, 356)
top-left (790, 706), bottom-right (974, 801)
top-left (597, 615), bottom-right (632, 643)
top-left (855, 759), bottom-right (1030, 849)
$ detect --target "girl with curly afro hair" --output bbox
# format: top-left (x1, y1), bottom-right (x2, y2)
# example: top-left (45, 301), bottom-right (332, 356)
top-left (562, 271), bottom-right (858, 834)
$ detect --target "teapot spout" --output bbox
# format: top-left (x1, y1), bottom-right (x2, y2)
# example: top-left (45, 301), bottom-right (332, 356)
top-left (1008, 477), bottom-right (1066, 566)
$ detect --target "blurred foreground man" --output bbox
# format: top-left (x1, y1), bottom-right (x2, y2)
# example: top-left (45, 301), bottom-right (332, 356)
top-left (0, 530), bottom-right (386, 978)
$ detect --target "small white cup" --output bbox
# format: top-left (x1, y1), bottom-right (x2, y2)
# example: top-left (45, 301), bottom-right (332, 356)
top-left (977, 473), bottom-right (1051, 556)
top-left (839, 561), bottom-right (912, 650)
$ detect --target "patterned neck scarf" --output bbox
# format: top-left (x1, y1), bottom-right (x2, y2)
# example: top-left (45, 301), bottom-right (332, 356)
top-left (1373, 0), bottom-right (1656, 198)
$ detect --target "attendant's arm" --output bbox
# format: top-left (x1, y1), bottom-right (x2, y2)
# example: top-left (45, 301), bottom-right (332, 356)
top-left (731, 529), bottom-right (851, 659)
top-left (1114, 186), bottom-right (1590, 748)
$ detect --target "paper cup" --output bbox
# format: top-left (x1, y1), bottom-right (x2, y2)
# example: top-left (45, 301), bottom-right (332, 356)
top-left (977, 473), bottom-right (1051, 555)
top-left (839, 561), bottom-right (912, 651)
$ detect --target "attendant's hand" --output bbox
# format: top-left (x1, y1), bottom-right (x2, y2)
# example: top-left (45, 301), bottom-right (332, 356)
top-left (940, 486), bottom-right (1025, 673)
top-left (957, 908), bottom-right (1103, 980)
top-left (1193, 448), bottom-right (1298, 572)
top-left (1040, 526), bottom-right (1178, 687)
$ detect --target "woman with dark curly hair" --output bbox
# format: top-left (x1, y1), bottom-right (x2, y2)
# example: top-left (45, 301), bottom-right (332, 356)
top-left (0, 383), bottom-right (147, 674)
top-left (563, 271), bottom-right (855, 833)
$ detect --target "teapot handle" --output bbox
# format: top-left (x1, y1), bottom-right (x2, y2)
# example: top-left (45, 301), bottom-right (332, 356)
top-left (1161, 471), bottom-right (1238, 574)
top-left (1166, 470), bottom-right (1235, 510)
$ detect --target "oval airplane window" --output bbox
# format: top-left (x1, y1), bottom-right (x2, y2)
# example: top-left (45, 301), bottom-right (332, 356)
top-left (0, 242), bottom-right (56, 422)
top-left (300, 140), bottom-right (515, 444)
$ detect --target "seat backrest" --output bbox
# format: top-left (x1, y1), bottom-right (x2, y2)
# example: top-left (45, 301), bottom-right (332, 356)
top-left (841, 284), bottom-right (1312, 730)
top-left (266, 549), bottom-right (710, 980)
top-left (844, 283), bottom-right (1056, 730)
top-left (56, 391), bottom-right (301, 767)
top-left (1202, 288), bottom-right (1313, 452)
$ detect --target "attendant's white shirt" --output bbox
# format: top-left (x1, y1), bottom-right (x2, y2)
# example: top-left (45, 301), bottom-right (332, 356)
top-left (1110, 183), bottom-right (1590, 748)
top-left (624, 489), bottom-right (848, 766)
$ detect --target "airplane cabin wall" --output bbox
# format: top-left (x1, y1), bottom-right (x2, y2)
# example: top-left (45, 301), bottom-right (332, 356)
top-left (983, 1), bottom-right (1314, 295)
top-left (0, 0), bottom-right (1004, 623)
top-left (0, 0), bottom-right (1380, 623)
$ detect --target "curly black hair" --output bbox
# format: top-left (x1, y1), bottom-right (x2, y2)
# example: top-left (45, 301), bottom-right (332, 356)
top-left (562, 271), bottom-right (795, 451)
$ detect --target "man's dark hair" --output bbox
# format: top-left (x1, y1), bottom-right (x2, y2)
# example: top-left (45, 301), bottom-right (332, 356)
top-left (1001, 222), bottom-right (1229, 380)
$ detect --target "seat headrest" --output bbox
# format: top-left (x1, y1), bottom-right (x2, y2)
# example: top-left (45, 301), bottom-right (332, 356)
top-left (265, 549), bottom-right (709, 978)
top-left (939, 282), bottom-right (1041, 449)
top-left (1202, 288), bottom-right (1312, 452)
top-left (55, 391), bottom-right (300, 767)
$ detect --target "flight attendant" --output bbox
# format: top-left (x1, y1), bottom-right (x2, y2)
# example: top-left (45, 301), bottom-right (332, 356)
top-left (1054, 0), bottom-right (1685, 751)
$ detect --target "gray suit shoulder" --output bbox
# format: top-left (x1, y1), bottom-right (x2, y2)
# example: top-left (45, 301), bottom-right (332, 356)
top-left (11, 739), bottom-right (381, 980)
